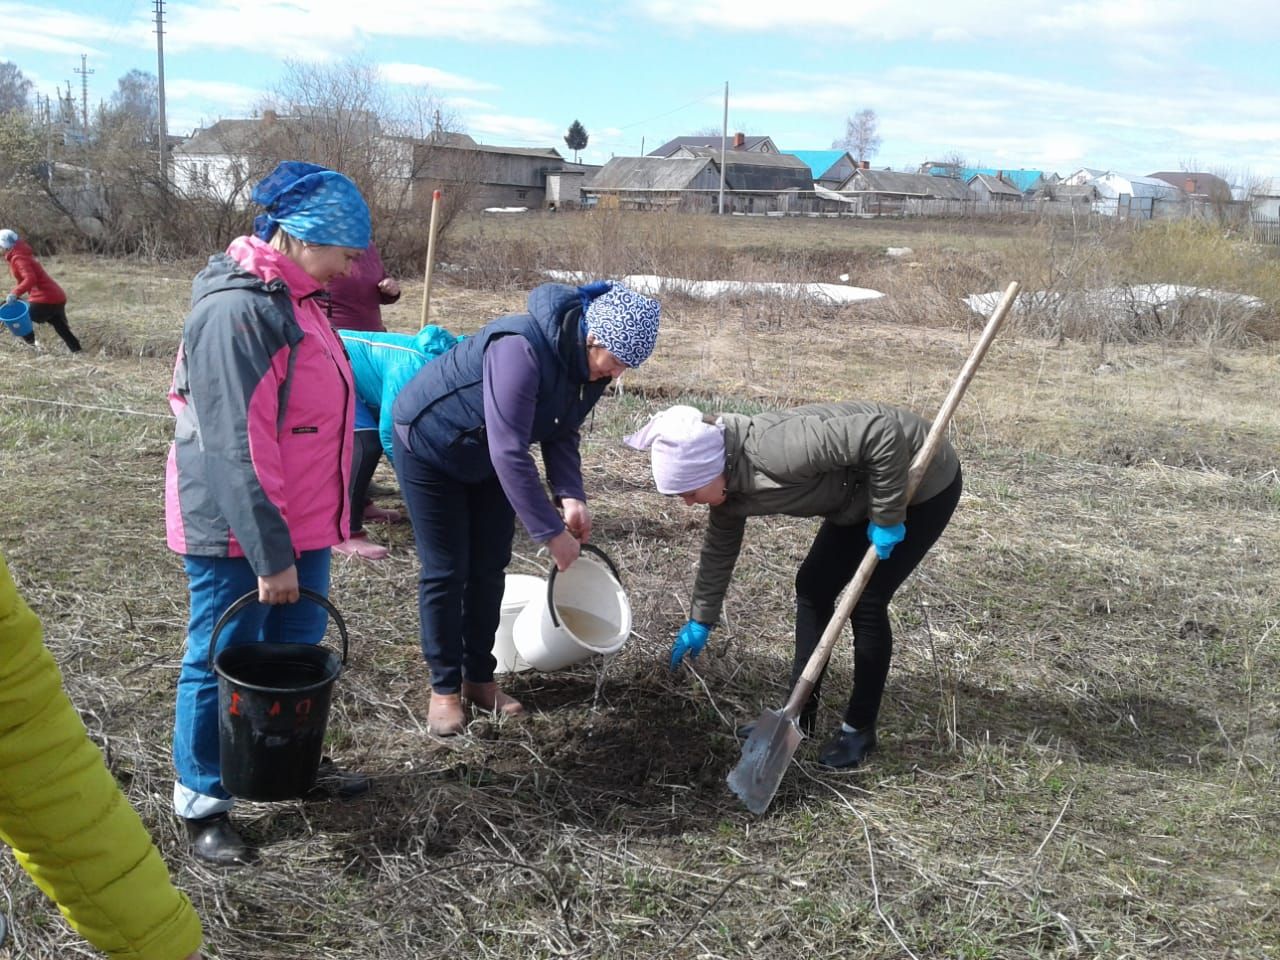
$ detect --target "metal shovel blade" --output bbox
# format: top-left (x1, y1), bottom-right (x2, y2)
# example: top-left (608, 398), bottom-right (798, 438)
top-left (726, 707), bottom-right (804, 814)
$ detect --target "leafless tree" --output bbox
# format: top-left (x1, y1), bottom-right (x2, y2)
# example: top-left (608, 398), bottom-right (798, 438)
top-left (833, 108), bottom-right (881, 164)
top-left (0, 61), bottom-right (32, 115)
top-left (249, 57), bottom-right (466, 269)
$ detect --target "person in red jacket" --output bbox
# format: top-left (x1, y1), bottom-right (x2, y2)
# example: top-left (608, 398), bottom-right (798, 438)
top-left (1, 229), bottom-right (82, 354)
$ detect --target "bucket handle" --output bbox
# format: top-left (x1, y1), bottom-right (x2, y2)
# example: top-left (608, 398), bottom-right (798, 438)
top-left (207, 588), bottom-right (349, 672)
top-left (545, 543), bottom-right (622, 630)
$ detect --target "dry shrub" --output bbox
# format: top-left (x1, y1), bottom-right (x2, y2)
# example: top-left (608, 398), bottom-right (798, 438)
top-left (438, 210), bottom-right (1280, 347)
top-left (444, 225), bottom-right (545, 291)
top-left (981, 218), bottom-right (1277, 346)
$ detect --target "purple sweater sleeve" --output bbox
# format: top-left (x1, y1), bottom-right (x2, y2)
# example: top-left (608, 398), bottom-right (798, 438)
top-left (483, 336), bottom-right (567, 542)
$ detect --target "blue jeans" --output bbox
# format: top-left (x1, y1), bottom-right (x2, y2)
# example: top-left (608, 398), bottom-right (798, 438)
top-left (172, 550), bottom-right (331, 818)
top-left (393, 430), bottom-right (514, 693)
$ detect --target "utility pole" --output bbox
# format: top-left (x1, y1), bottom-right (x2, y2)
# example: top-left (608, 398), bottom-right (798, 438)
top-left (154, 0), bottom-right (169, 183)
top-left (718, 81), bottom-right (728, 215)
top-left (63, 82), bottom-right (74, 144)
top-left (42, 93), bottom-right (52, 188)
top-left (73, 54), bottom-right (94, 143)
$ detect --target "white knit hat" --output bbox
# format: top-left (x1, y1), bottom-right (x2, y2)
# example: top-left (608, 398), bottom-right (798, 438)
top-left (0, 230), bottom-right (18, 250)
top-left (624, 405), bottom-right (726, 495)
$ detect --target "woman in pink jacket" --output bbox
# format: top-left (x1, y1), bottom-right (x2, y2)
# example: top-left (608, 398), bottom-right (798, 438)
top-left (164, 161), bottom-right (372, 866)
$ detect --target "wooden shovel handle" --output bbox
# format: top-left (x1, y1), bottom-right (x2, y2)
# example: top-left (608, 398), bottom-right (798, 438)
top-left (782, 280), bottom-right (1022, 718)
top-left (419, 190), bottom-right (442, 328)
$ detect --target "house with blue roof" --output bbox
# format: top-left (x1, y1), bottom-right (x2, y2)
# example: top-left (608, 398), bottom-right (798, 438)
top-left (784, 150), bottom-right (857, 187)
top-left (920, 162), bottom-right (1047, 195)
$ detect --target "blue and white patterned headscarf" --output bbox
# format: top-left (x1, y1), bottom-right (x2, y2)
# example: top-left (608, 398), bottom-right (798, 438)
top-left (251, 160), bottom-right (371, 249)
top-left (584, 284), bottom-right (660, 368)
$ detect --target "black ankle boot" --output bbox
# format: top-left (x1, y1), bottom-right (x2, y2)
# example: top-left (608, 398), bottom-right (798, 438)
top-left (817, 725), bottom-right (877, 769)
top-left (306, 757), bottom-right (371, 800)
top-left (183, 813), bottom-right (251, 866)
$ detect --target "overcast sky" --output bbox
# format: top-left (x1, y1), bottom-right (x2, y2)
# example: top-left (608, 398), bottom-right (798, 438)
top-left (4, 0), bottom-right (1278, 181)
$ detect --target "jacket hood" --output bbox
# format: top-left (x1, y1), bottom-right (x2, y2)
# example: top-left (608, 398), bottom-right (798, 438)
top-left (526, 282), bottom-right (591, 383)
top-left (189, 249), bottom-right (283, 309)
top-left (227, 234), bottom-right (324, 299)
top-left (4, 239), bottom-right (34, 261)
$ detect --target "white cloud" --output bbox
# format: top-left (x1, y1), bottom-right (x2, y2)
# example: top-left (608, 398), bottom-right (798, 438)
top-left (0, 4), bottom-right (127, 58)
top-left (720, 63), bottom-right (1280, 174)
top-left (166, 78), bottom-right (262, 107)
top-left (380, 63), bottom-right (497, 92)
top-left (638, 0), bottom-right (1280, 44)
top-left (467, 112), bottom-right (563, 147)
top-left (445, 96), bottom-right (497, 112)
top-left (163, 0), bottom-right (566, 57)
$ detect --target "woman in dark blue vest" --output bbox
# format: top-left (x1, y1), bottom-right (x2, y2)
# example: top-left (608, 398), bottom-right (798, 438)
top-left (392, 281), bottom-right (660, 735)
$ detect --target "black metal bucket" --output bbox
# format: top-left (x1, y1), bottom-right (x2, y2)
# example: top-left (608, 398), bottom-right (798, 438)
top-left (207, 588), bottom-right (348, 802)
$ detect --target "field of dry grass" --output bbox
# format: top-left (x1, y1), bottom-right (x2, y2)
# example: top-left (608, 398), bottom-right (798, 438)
top-left (0, 215), bottom-right (1277, 959)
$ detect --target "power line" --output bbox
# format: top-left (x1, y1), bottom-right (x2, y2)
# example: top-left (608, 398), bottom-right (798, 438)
top-left (613, 90), bottom-right (721, 132)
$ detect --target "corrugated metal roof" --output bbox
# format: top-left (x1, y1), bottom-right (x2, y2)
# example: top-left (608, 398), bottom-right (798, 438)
top-left (176, 118), bottom-right (297, 156)
top-left (845, 170), bottom-right (971, 200)
top-left (584, 156), bottom-right (715, 191)
top-left (679, 147), bottom-right (808, 169)
top-left (923, 164), bottom-right (1043, 192)
top-left (648, 135), bottom-right (773, 157)
top-left (466, 144), bottom-right (562, 158)
top-left (785, 150), bottom-right (849, 179)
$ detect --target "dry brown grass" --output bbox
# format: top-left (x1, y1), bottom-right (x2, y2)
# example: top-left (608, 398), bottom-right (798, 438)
top-left (1, 221), bottom-right (1278, 960)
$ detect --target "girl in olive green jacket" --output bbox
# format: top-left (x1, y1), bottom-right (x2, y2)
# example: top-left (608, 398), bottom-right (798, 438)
top-left (0, 552), bottom-right (204, 960)
top-left (626, 402), bottom-right (962, 769)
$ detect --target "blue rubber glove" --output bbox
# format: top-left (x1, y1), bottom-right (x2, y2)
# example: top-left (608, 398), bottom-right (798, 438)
top-left (670, 619), bottom-right (711, 670)
top-left (867, 520), bottom-right (906, 559)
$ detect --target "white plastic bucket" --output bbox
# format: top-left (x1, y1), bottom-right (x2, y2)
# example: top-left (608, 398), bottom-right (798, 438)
top-left (512, 546), bottom-right (630, 671)
top-left (493, 574), bottom-right (543, 674)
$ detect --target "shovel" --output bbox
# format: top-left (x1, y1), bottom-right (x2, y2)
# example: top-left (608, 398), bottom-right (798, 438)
top-left (728, 280), bottom-right (1022, 814)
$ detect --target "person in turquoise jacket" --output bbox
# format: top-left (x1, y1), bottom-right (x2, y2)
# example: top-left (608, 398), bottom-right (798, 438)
top-left (0, 551), bottom-right (205, 960)
top-left (334, 325), bottom-right (460, 559)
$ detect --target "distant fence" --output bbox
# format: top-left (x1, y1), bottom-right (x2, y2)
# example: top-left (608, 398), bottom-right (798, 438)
top-left (1249, 215), bottom-right (1280, 244)
top-left (584, 188), bottom-right (1260, 228)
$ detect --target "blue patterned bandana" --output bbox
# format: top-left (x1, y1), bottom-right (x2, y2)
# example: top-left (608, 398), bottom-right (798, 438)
top-left (585, 284), bottom-right (660, 368)
top-left (251, 160), bottom-right (371, 249)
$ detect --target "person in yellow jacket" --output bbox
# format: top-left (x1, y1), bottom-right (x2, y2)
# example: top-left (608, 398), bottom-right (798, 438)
top-left (0, 551), bottom-right (205, 960)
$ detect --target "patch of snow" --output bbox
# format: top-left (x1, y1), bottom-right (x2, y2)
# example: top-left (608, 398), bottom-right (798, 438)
top-left (544, 271), bottom-right (883, 305)
top-left (483, 206), bottom-right (529, 214)
top-left (963, 284), bottom-right (1264, 318)
top-left (886, 247), bottom-right (914, 257)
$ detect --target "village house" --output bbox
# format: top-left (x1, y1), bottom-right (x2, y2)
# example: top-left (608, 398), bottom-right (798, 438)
top-left (837, 169), bottom-right (971, 215)
top-left (968, 173), bottom-right (1023, 203)
top-left (785, 150), bottom-right (858, 188)
top-left (583, 148), bottom-right (812, 213)
top-left (409, 132), bottom-right (579, 210)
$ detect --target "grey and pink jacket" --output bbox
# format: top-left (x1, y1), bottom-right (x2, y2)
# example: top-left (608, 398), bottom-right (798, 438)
top-left (165, 236), bottom-right (355, 575)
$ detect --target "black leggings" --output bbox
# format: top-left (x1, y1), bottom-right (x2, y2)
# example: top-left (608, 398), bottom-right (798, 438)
top-left (792, 467), bottom-right (963, 729)
top-left (348, 430), bottom-right (382, 535)
top-left (22, 302), bottom-right (81, 353)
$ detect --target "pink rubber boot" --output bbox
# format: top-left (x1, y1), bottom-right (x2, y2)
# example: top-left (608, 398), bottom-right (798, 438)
top-left (333, 532), bottom-right (389, 560)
